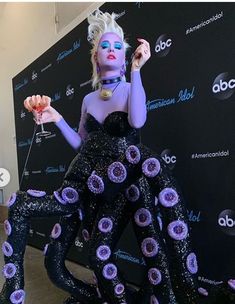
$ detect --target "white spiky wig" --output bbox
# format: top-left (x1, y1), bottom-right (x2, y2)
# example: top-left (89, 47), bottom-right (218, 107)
top-left (87, 9), bottom-right (130, 89)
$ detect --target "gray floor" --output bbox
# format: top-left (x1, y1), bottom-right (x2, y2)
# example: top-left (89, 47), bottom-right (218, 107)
top-left (0, 224), bottom-right (94, 304)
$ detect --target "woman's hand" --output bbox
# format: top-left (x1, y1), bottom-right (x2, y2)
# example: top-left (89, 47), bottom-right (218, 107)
top-left (131, 38), bottom-right (151, 71)
top-left (24, 95), bottom-right (62, 124)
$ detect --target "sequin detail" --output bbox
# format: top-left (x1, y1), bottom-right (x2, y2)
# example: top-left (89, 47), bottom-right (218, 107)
top-left (148, 268), bottom-right (162, 285)
top-left (96, 245), bottom-right (111, 261)
top-left (51, 223), bottom-right (62, 239)
top-left (150, 295), bottom-right (159, 304)
top-left (167, 220), bottom-right (188, 240)
top-left (107, 162), bottom-right (127, 183)
top-left (82, 229), bottom-right (90, 241)
top-left (43, 243), bottom-right (49, 256)
top-left (102, 263), bottom-right (117, 280)
top-left (159, 188), bottom-right (179, 207)
top-left (228, 279), bottom-right (235, 290)
top-left (27, 189), bottom-right (46, 197)
top-left (53, 191), bottom-right (66, 205)
top-left (2, 263), bottom-right (17, 279)
top-left (10, 290), bottom-right (25, 304)
top-left (198, 287), bottom-right (208, 296)
top-left (98, 218), bottom-right (113, 233)
top-left (125, 184), bottom-right (140, 202)
top-left (142, 158), bottom-right (161, 178)
top-left (78, 209), bottom-right (84, 221)
top-left (6, 193), bottom-right (17, 207)
top-left (87, 174), bottom-right (104, 194)
top-left (4, 220), bottom-right (12, 236)
top-left (141, 238), bottom-right (158, 257)
top-left (2, 241), bottom-right (13, 257)
top-left (114, 283), bottom-right (125, 295)
top-left (61, 187), bottom-right (79, 204)
top-left (134, 208), bottom-right (152, 227)
top-left (125, 145), bottom-right (141, 164)
top-left (186, 252), bottom-right (198, 274)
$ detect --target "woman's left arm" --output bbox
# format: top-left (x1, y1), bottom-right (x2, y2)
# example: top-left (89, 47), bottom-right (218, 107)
top-left (128, 39), bottom-right (151, 129)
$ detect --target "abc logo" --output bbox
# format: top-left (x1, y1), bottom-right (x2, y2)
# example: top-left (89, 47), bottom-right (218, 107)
top-left (218, 209), bottom-right (235, 236)
top-left (161, 149), bottom-right (176, 170)
top-left (66, 85), bottom-right (75, 99)
top-left (212, 73), bottom-right (235, 100)
top-left (31, 71), bottom-right (38, 81)
top-left (155, 34), bottom-right (172, 57)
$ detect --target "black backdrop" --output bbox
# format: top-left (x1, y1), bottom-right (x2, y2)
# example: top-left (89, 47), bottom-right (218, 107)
top-left (12, 2), bottom-right (235, 287)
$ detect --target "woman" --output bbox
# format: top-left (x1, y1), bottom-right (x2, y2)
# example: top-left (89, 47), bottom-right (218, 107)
top-left (1, 9), bottom-right (234, 304)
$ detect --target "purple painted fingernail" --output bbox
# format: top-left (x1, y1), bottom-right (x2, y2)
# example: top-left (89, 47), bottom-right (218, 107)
top-left (4, 220), bottom-right (12, 236)
top-left (87, 174), bottom-right (104, 194)
top-left (107, 162), bottom-right (127, 183)
top-left (167, 220), bottom-right (188, 241)
top-left (2, 263), bottom-right (17, 279)
top-left (51, 223), bottom-right (62, 239)
top-left (159, 188), bottom-right (179, 207)
top-left (27, 189), bottom-right (46, 197)
top-left (2, 241), bottom-right (13, 257)
top-left (125, 145), bottom-right (141, 164)
top-left (61, 187), bottom-right (79, 204)
top-left (142, 158), bottom-right (161, 178)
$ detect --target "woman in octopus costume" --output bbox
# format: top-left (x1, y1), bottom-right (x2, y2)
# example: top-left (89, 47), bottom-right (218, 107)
top-left (1, 10), bottom-right (235, 304)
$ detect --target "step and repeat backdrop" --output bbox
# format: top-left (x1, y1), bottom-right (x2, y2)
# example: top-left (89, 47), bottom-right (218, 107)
top-left (12, 2), bottom-right (235, 287)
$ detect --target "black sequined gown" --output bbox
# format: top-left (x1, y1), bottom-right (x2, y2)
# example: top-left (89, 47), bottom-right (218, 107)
top-left (1, 111), bottom-right (234, 304)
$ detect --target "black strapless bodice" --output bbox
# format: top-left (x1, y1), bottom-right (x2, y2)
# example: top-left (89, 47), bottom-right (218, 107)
top-left (80, 111), bottom-right (140, 158)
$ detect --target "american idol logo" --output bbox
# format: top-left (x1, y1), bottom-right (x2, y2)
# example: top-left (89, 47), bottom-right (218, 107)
top-left (146, 87), bottom-right (195, 112)
top-left (155, 34), bottom-right (172, 57)
top-left (51, 92), bottom-right (61, 103)
top-left (31, 70), bottom-right (38, 82)
top-left (20, 110), bottom-right (26, 119)
top-left (161, 149), bottom-right (176, 170)
top-left (212, 73), bottom-right (235, 100)
top-left (66, 84), bottom-right (75, 99)
top-left (14, 78), bottom-right (28, 91)
top-left (57, 40), bottom-right (81, 62)
top-left (18, 139), bottom-right (32, 148)
top-left (218, 209), bottom-right (235, 236)
top-left (45, 165), bottom-right (66, 174)
top-left (114, 249), bottom-right (146, 266)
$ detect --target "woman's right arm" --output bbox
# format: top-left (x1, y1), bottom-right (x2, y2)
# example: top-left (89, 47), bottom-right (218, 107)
top-left (55, 97), bottom-right (88, 151)
top-left (25, 95), bottom-right (87, 151)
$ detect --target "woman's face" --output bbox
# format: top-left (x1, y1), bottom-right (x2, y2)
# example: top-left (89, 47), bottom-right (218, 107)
top-left (96, 32), bottom-right (125, 73)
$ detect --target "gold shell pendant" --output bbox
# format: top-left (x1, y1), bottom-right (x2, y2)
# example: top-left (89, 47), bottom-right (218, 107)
top-left (100, 89), bottom-right (112, 100)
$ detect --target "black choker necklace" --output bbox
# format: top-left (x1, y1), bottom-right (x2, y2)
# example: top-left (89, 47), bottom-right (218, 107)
top-left (101, 77), bottom-right (122, 85)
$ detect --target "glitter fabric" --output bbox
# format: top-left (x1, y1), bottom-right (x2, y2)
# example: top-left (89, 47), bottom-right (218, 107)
top-left (125, 145), bottom-right (141, 164)
top-left (1, 111), bottom-right (234, 304)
